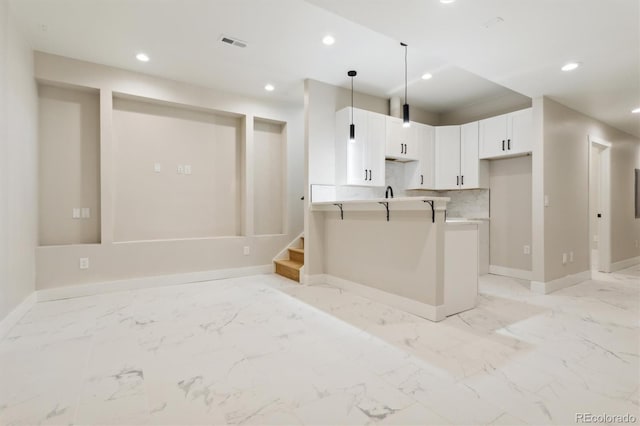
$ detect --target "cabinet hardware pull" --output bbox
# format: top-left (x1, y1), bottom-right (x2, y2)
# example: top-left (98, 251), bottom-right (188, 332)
top-left (400, 143), bottom-right (403, 154)
top-left (421, 174), bottom-right (424, 185)
top-left (461, 175), bottom-right (464, 185)
top-left (457, 176), bottom-right (459, 186)
top-left (502, 140), bottom-right (505, 151)
top-left (369, 169), bottom-right (372, 181)
top-left (507, 139), bottom-right (511, 150)
top-left (404, 144), bottom-right (407, 154)
top-left (365, 169), bottom-right (368, 181)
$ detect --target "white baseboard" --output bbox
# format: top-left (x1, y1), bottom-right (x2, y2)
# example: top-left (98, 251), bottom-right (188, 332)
top-left (489, 265), bottom-right (533, 281)
top-left (302, 274), bottom-right (327, 286)
top-left (530, 270), bottom-right (592, 294)
top-left (320, 274), bottom-right (446, 322)
top-left (610, 256), bottom-right (640, 273)
top-left (0, 292), bottom-right (37, 339)
top-left (37, 264), bottom-right (273, 302)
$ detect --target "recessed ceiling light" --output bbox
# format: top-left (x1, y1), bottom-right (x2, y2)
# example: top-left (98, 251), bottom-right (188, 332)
top-left (421, 73), bottom-right (433, 80)
top-left (561, 62), bottom-right (580, 72)
top-left (440, 0), bottom-right (456, 4)
top-left (264, 84), bottom-right (275, 92)
top-left (322, 35), bottom-right (335, 46)
top-left (632, 107), bottom-right (640, 114)
top-left (136, 53), bottom-right (150, 62)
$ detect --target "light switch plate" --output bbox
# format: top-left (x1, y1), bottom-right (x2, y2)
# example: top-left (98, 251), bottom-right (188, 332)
top-left (177, 165), bottom-right (184, 174)
top-left (72, 208), bottom-right (81, 219)
top-left (79, 257), bottom-right (89, 269)
top-left (243, 246), bottom-right (250, 255)
top-left (154, 163), bottom-right (161, 173)
top-left (184, 165), bottom-right (192, 175)
top-left (81, 207), bottom-right (90, 219)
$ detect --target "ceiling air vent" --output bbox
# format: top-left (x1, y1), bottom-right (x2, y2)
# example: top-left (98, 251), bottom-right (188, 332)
top-left (220, 35), bottom-right (247, 48)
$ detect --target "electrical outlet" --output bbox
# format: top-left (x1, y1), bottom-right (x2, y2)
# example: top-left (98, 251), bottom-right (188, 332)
top-left (569, 251), bottom-right (574, 262)
top-left (81, 207), bottom-right (90, 219)
top-left (177, 164), bottom-right (184, 174)
top-left (79, 257), bottom-right (89, 270)
top-left (243, 246), bottom-right (250, 256)
top-left (562, 253), bottom-right (567, 265)
top-left (154, 162), bottom-right (161, 173)
top-left (523, 245), bottom-right (530, 255)
top-left (72, 208), bottom-right (81, 219)
top-left (184, 165), bottom-right (192, 175)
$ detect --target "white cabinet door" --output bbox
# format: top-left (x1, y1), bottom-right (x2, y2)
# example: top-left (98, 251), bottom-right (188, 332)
top-left (406, 123), bottom-right (435, 189)
top-left (366, 112), bottom-right (386, 187)
top-left (435, 126), bottom-right (461, 190)
top-left (460, 121), bottom-right (479, 189)
top-left (385, 116), bottom-right (418, 161)
top-left (508, 108), bottom-right (533, 155)
top-left (479, 108), bottom-right (532, 159)
top-left (345, 108), bottom-right (368, 185)
top-left (479, 114), bottom-right (508, 159)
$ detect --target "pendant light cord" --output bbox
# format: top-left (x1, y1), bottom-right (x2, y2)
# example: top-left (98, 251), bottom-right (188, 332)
top-left (351, 75), bottom-right (354, 123)
top-left (404, 44), bottom-right (408, 105)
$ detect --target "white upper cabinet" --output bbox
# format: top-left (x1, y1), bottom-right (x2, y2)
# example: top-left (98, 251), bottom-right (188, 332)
top-left (335, 107), bottom-right (385, 187)
top-left (479, 108), bottom-right (533, 159)
top-left (435, 122), bottom-right (488, 190)
top-left (385, 116), bottom-right (418, 161)
top-left (405, 123), bottom-right (435, 189)
top-left (435, 126), bottom-right (461, 190)
top-left (460, 121), bottom-right (488, 189)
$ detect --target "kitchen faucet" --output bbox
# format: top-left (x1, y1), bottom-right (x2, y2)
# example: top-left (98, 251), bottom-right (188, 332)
top-left (385, 186), bottom-right (394, 199)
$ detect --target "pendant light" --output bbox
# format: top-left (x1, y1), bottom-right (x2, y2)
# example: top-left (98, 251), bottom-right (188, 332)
top-left (401, 42), bottom-right (410, 128)
top-left (348, 70), bottom-right (357, 141)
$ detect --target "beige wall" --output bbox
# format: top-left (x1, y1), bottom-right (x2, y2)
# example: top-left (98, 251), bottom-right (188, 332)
top-left (253, 119), bottom-right (285, 235)
top-left (34, 53), bottom-right (304, 290)
top-left (0, 0), bottom-right (38, 321)
top-left (38, 85), bottom-right (100, 245)
top-left (112, 98), bottom-right (240, 241)
top-left (489, 156), bottom-right (532, 271)
top-left (542, 97), bottom-right (640, 281)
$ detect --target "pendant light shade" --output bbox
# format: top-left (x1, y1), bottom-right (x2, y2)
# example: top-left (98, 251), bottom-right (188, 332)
top-left (348, 70), bottom-right (357, 141)
top-left (401, 42), bottom-right (410, 128)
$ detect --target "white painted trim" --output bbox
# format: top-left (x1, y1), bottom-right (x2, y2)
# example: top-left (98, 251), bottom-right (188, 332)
top-left (37, 264), bottom-right (273, 302)
top-left (530, 270), bottom-right (591, 294)
top-left (322, 274), bottom-right (446, 322)
top-left (0, 292), bottom-right (37, 339)
top-left (272, 232), bottom-right (304, 261)
top-left (588, 135), bottom-right (612, 273)
top-left (489, 265), bottom-right (533, 280)
top-left (610, 256), bottom-right (640, 273)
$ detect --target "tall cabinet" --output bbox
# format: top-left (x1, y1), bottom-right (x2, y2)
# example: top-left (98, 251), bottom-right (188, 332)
top-left (335, 107), bottom-right (385, 187)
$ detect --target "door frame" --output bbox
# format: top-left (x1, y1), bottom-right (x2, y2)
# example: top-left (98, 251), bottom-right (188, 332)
top-left (588, 135), bottom-right (612, 272)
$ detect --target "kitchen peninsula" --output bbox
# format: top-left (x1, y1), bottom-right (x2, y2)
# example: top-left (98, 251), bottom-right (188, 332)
top-left (309, 196), bottom-right (478, 321)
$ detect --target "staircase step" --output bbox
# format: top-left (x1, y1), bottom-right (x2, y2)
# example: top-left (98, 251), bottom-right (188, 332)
top-left (274, 259), bottom-right (303, 282)
top-left (288, 247), bottom-right (304, 263)
top-left (300, 236), bottom-right (304, 249)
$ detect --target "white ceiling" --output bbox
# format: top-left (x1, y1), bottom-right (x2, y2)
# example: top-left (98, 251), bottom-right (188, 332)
top-left (9, 0), bottom-right (640, 136)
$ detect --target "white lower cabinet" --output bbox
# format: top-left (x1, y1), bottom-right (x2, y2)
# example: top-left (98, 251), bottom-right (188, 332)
top-left (405, 123), bottom-right (435, 189)
top-left (335, 107), bottom-right (385, 187)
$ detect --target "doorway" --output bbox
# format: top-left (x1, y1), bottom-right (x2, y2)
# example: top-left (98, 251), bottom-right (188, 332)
top-left (588, 135), bottom-right (611, 272)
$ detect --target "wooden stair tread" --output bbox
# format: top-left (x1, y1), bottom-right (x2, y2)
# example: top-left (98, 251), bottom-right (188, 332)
top-left (288, 247), bottom-right (304, 254)
top-left (274, 259), bottom-right (303, 270)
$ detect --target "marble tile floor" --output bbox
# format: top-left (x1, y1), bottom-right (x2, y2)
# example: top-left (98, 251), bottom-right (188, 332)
top-left (0, 270), bottom-right (638, 426)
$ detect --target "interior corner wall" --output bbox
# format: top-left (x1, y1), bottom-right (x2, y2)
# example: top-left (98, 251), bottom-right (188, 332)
top-left (542, 97), bottom-right (640, 281)
top-left (33, 52), bottom-right (304, 290)
top-left (0, 0), bottom-right (38, 321)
